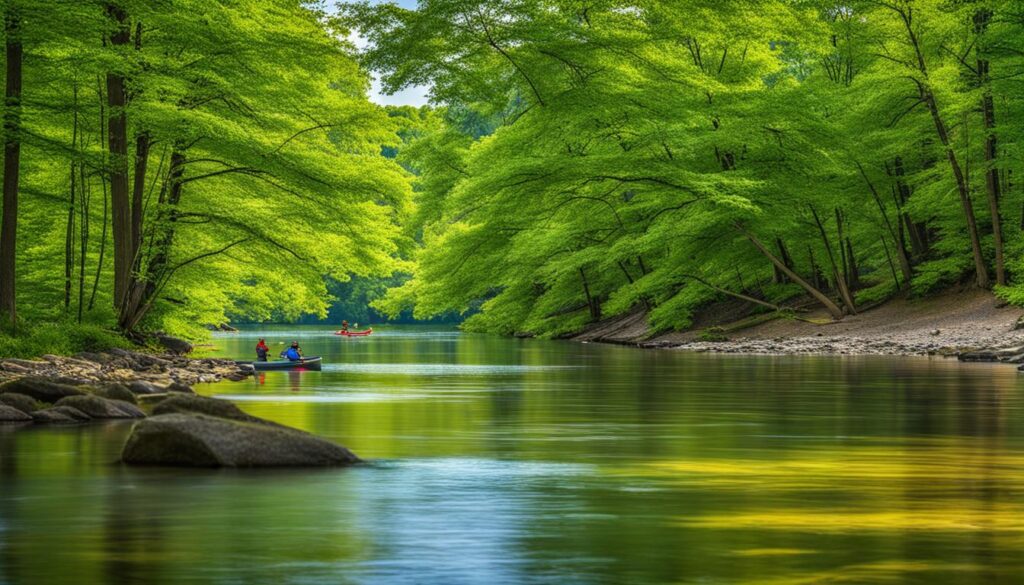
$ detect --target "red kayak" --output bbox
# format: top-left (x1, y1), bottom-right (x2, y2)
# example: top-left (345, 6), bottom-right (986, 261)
top-left (334, 328), bottom-right (373, 337)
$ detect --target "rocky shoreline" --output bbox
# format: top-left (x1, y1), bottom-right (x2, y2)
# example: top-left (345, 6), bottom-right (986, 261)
top-left (576, 290), bottom-right (1024, 367)
top-left (0, 348), bottom-right (359, 467)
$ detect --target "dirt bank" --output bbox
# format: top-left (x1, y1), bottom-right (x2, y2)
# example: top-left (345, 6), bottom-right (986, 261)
top-left (575, 289), bottom-right (1024, 357)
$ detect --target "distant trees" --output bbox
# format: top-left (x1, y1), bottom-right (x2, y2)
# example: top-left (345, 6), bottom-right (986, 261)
top-left (344, 0), bottom-right (1024, 336)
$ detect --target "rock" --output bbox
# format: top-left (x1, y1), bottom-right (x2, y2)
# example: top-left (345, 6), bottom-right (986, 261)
top-left (1004, 353), bottom-right (1024, 365)
top-left (1014, 316), bottom-right (1024, 331)
top-left (218, 323), bottom-right (239, 332)
top-left (128, 380), bottom-right (163, 395)
top-left (165, 381), bottom-right (195, 394)
top-left (958, 350), bottom-right (1000, 363)
top-left (0, 392), bottom-right (42, 414)
top-left (55, 395), bottom-right (145, 419)
top-left (0, 376), bottom-right (85, 403)
top-left (156, 335), bottom-right (193, 355)
top-left (88, 383), bottom-right (138, 404)
top-left (0, 404), bottom-right (32, 423)
top-left (2, 358), bottom-right (49, 370)
top-left (152, 394), bottom-right (265, 424)
top-left (74, 352), bottom-right (110, 364)
top-left (32, 406), bottom-right (91, 423)
top-left (930, 329), bottom-right (940, 336)
top-left (121, 413), bottom-right (360, 467)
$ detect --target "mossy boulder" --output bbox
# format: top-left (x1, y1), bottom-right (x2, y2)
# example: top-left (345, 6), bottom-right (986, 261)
top-left (86, 383), bottom-right (138, 404)
top-left (152, 394), bottom-right (265, 424)
top-left (0, 404), bottom-right (32, 423)
top-left (55, 395), bottom-right (145, 419)
top-left (166, 381), bottom-right (195, 394)
top-left (32, 406), bottom-right (91, 423)
top-left (0, 392), bottom-right (43, 414)
top-left (0, 376), bottom-right (84, 403)
top-left (121, 413), bottom-right (360, 467)
top-left (128, 381), bottom-right (162, 395)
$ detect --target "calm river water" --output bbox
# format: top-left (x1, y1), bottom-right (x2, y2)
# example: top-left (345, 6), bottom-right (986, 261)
top-left (2, 326), bottom-right (1023, 584)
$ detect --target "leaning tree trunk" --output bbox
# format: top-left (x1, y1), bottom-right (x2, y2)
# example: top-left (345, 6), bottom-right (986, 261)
top-left (809, 207), bottom-right (856, 315)
top-left (0, 8), bottom-right (22, 327)
top-left (738, 225), bottom-right (844, 320)
top-left (105, 3), bottom-right (133, 313)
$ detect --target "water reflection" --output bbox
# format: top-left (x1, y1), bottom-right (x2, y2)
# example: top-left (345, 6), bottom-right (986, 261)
top-left (1, 326), bottom-right (1023, 584)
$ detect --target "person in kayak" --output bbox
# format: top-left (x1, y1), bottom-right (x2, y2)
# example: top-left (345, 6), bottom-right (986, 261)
top-left (340, 320), bottom-right (349, 332)
top-left (282, 341), bottom-right (303, 361)
top-left (255, 338), bottom-right (269, 362)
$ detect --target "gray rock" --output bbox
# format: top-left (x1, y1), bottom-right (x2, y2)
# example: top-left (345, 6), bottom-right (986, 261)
top-left (32, 406), bottom-right (91, 423)
top-left (0, 404), bottom-right (32, 423)
top-left (74, 352), bottom-right (110, 364)
top-left (0, 376), bottom-right (85, 403)
top-left (0, 392), bottom-right (42, 414)
top-left (55, 395), bottom-right (145, 419)
top-left (128, 380), bottom-right (162, 395)
top-left (121, 413), bottom-right (360, 467)
top-left (165, 381), bottom-right (195, 394)
top-left (156, 335), bottom-right (193, 355)
top-left (958, 350), bottom-right (1000, 363)
top-left (88, 383), bottom-right (138, 404)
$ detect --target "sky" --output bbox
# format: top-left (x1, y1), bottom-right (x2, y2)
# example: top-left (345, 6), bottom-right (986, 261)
top-left (357, 0), bottom-right (431, 107)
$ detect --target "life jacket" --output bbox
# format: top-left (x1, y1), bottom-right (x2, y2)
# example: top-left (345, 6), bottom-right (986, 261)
top-left (285, 347), bottom-right (301, 361)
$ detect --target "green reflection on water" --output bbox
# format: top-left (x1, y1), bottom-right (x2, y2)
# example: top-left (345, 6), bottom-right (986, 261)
top-left (2, 325), bottom-right (1023, 584)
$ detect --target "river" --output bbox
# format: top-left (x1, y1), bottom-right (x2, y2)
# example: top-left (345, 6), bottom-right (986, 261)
top-left (1, 326), bottom-right (1023, 584)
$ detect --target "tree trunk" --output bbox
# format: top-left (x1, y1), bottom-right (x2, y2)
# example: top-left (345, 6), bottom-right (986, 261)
top-left (892, 156), bottom-right (928, 256)
top-left (0, 8), bottom-right (22, 327)
top-left (978, 63), bottom-right (1004, 283)
top-left (810, 207), bottom-right (856, 314)
top-left (899, 6), bottom-right (989, 287)
top-left (579, 268), bottom-right (600, 321)
top-left (860, 161), bottom-right (912, 287)
top-left (106, 3), bottom-right (132, 312)
top-left (739, 225), bottom-right (844, 320)
top-left (845, 238), bottom-right (861, 290)
top-left (65, 162), bottom-right (75, 310)
top-left (131, 132), bottom-right (149, 261)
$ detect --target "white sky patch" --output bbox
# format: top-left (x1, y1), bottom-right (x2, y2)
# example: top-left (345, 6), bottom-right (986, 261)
top-left (342, 0), bottom-right (431, 107)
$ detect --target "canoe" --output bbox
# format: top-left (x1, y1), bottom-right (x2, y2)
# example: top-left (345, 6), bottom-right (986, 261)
top-left (334, 328), bottom-right (373, 337)
top-left (242, 356), bottom-right (322, 371)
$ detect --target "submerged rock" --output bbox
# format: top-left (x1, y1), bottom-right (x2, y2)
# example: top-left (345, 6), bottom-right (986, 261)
top-left (0, 404), bottom-right (33, 423)
top-left (0, 392), bottom-right (42, 414)
top-left (55, 395), bottom-right (145, 419)
top-left (32, 406), bottom-right (91, 423)
top-left (121, 413), bottom-right (360, 467)
top-left (0, 376), bottom-right (85, 403)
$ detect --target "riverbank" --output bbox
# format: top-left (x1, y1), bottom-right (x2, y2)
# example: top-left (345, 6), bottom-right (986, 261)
top-left (575, 288), bottom-right (1024, 358)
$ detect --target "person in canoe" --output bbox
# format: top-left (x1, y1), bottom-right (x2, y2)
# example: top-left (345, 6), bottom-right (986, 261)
top-left (340, 320), bottom-right (349, 333)
top-left (255, 338), bottom-right (269, 362)
top-left (281, 341), bottom-right (303, 361)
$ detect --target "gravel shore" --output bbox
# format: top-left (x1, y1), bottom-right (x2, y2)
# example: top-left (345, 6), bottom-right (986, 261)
top-left (577, 289), bottom-right (1024, 358)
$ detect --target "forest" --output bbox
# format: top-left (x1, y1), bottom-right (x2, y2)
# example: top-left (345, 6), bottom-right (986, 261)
top-left (352, 0), bottom-right (1024, 337)
top-left (0, 0), bottom-right (1023, 352)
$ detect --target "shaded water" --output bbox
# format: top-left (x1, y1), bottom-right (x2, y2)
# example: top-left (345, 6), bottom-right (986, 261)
top-left (2, 326), bottom-right (1024, 584)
